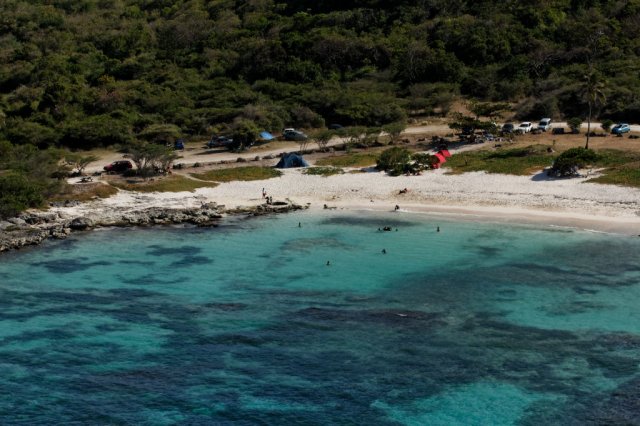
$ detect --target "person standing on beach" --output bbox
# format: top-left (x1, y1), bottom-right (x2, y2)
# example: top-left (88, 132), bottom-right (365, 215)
top-left (262, 188), bottom-right (266, 198)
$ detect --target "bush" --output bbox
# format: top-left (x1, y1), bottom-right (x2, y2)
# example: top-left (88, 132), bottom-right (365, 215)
top-left (0, 173), bottom-right (45, 218)
top-left (376, 147), bottom-right (412, 176)
top-left (567, 117), bottom-right (583, 134)
top-left (549, 148), bottom-right (598, 177)
top-left (601, 119), bottom-right (614, 132)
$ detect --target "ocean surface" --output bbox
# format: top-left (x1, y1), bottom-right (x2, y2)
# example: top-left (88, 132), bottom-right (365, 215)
top-left (1, 210), bottom-right (639, 425)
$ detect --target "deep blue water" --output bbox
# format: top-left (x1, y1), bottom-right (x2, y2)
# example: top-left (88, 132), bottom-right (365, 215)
top-left (1, 211), bottom-right (639, 425)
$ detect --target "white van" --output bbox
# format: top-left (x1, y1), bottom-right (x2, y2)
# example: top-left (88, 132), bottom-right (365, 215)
top-left (537, 118), bottom-right (552, 131)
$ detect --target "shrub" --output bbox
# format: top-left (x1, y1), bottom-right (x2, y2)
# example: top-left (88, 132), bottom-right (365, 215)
top-left (0, 173), bottom-right (45, 218)
top-left (550, 148), bottom-right (598, 177)
top-left (601, 119), bottom-right (614, 132)
top-left (376, 147), bottom-right (412, 176)
top-left (567, 117), bottom-right (583, 134)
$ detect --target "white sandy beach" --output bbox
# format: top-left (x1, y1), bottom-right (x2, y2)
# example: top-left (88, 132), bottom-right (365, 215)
top-left (54, 167), bottom-right (640, 236)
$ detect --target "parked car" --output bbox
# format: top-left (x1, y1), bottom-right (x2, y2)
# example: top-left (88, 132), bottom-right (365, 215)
top-left (207, 136), bottom-right (234, 148)
top-left (282, 128), bottom-right (308, 141)
top-left (103, 160), bottom-right (133, 173)
top-left (518, 122), bottom-right (533, 133)
top-left (174, 139), bottom-right (185, 150)
top-left (501, 123), bottom-right (515, 133)
top-left (611, 123), bottom-right (631, 135)
top-left (328, 124), bottom-right (344, 130)
top-left (537, 118), bottom-right (552, 131)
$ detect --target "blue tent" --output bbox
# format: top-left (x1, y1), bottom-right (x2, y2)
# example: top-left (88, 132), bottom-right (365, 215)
top-left (275, 152), bottom-right (309, 168)
top-left (259, 131), bottom-right (275, 140)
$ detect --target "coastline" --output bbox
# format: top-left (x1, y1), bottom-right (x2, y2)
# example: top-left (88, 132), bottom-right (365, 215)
top-left (2, 167), bottom-right (639, 253)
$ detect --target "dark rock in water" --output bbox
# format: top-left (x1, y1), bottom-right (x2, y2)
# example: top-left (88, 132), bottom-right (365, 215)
top-left (568, 377), bottom-right (640, 424)
top-left (69, 217), bottom-right (94, 230)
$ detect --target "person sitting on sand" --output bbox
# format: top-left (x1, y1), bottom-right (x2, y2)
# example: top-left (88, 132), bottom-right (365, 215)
top-left (395, 205), bottom-right (400, 211)
top-left (399, 188), bottom-right (408, 194)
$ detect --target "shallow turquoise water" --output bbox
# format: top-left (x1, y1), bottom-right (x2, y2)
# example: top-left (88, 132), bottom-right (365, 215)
top-left (0, 211), bottom-right (639, 424)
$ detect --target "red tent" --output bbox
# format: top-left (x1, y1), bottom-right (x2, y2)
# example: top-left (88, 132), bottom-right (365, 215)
top-left (439, 149), bottom-right (451, 158)
top-left (434, 152), bottom-right (446, 164)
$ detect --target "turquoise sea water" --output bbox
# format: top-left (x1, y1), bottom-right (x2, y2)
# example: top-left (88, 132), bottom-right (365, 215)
top-left (0, 210), bottom-right (639, 425)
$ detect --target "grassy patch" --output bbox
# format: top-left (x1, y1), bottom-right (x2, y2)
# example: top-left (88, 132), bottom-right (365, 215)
top-left (589, 164), bottom-right (640, 187)
top-left (49, 182), bottom-right (119, 202)
top-left (444, 145), bottom-right (555, 175)
top-left (303, 167), bottom-right (344, 176)
top-left (111, 175), bottom-right (219, 192)
top-left (191, 166), bottom-right (282, 182)
top-left (316, 153), bottom-right (379, 168)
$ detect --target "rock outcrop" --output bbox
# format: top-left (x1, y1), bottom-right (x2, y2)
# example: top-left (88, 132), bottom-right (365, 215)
top-left (0, 199), bottom-right (307, 253)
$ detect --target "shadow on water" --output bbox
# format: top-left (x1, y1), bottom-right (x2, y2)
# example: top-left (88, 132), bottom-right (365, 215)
top-left (35, 258), bottom-right (112, 274)
top-left (146, 244), bottom-right (202, 257)
top-left (320, 216), bottom-right (419, 229)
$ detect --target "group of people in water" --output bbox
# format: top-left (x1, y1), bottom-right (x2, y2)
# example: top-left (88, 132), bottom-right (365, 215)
top-left (324, 223), bottom-right (440, 265)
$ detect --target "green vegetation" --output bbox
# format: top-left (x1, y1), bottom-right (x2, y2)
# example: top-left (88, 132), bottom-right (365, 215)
top-left (444, 146), bottom-right (640, 186)
top-left (590, 165), bottom-right (640, 187)
top-left (588, 150), bottom-right (640, 187)
top-left (191, 166), bottom-right (282, 182)
top-left (1, 1), bottom-right (639, 154)
top-left (549, 147), bottom-right (599, 176)
top-left (303, 167), bottom-right (344, 177)
top-left (0, 142), bottom-right (68, 218)
top-left (111, 175), bottom-right (218, 193)
top-left (316, 153), bottom-right (378, 168)
top-left (376, 147), bottom-right (413, 176)
top-left (444, 146), bottom-right (555, 175)
top-left (49, 182), bottom-right (118, 203)
top-left (376, 147), bottom-right (440, 176)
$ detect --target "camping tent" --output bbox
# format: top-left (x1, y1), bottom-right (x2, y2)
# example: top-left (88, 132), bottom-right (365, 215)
top-left (276, 152), bottom-right (309, 168)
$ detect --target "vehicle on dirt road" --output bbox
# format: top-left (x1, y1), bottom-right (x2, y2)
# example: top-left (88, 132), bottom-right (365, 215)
top-left (611, 123), bottom-right (631, 135)
top-left (103, 160), bottom-right (133, 173)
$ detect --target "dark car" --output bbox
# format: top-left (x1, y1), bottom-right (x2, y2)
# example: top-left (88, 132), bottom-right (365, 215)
top-left (328, 124), bottom-right (344, 130)
top-left (207, 136), bottom-right (234, 148)
top-left (174, 139), bottom-right (185, 150)
top-left (501, 123), bottom-right (515, 133)
top-left (283, 128), bottom-right (308, 141)
top-left (103, 160), bottom-right (133, 173)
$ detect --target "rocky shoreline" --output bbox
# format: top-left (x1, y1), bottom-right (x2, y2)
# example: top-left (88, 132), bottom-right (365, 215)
top-left (0, 200), bottom-right (308, 254)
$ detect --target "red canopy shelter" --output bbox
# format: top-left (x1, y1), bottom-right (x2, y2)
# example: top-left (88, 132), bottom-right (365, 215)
top-left (434, 152), bottom-right (446, 164)
top-left (439, 149), bottom-right (452, 158)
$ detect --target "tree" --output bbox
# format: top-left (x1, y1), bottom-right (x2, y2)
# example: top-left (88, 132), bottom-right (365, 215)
top-left (600, 119), bottom-right (613, 133)
top-left (296, 136), bottom-right (310, 153)
top-left (382, 122), bottom-right (406, 144)
top-left (469, 101), bottom-right (510, 120)
top-left (125, 143), bottom-right (174, 178)
top-left (377, 147), bottom-right (412, 176)
top-left (549, 147), bottom-right (598, 177)
top-left (138, 124), bottom-right (181, 145)
top-left (583, 71), bottom-right (606, 149)
top-left (66, 153), bottom-right (99, 175)
top-left (313, 129), bottom-right (334, 152)
top-left (344, 126), bottom-right (366, 151)
top-left (361, 127), bottom-right (381, 150)
top-left (229, 119), bottom-right (259, 151)
top-left (567, 117), bottom-right (583, 134)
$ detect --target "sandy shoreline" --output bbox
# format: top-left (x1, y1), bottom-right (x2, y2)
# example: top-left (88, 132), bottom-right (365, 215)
top-left (50, 168), bottom-right (640, 237)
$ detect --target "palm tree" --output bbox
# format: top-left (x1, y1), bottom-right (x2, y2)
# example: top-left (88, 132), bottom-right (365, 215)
top-left (583, 71), bottom-right (606, 150)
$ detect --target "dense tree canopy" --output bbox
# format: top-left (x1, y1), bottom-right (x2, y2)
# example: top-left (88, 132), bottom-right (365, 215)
top-left (1, 0), bottom-right (639, 149)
